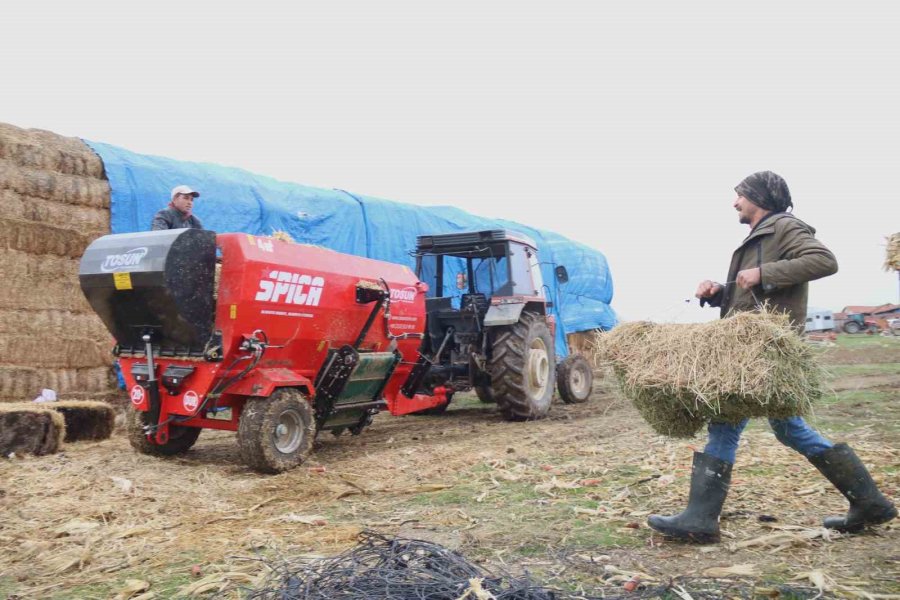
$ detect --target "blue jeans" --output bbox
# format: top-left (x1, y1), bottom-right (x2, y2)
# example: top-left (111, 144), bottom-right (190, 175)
top-left (704, 416), bottom-right (833, 464)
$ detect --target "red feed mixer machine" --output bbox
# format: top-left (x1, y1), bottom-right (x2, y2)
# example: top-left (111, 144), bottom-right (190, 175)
top-left (79, 229), bottom-right (447, 473)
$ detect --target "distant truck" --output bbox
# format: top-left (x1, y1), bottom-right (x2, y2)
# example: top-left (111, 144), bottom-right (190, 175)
top-left (804, 309), bottom-right (835, 333)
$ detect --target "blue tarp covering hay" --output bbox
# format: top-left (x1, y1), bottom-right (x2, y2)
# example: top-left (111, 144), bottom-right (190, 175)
top-left (85, 141), bottom-right (617, 355)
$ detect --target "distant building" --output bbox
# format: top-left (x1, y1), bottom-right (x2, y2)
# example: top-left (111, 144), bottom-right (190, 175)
top-left (805, 308), bottom-right (835, 333)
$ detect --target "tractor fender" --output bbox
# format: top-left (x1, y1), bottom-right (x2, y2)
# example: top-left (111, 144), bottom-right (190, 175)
top-left (484, 302), bottom-right (525, 326)
top-left (225, 368), bottom-right (315, 398)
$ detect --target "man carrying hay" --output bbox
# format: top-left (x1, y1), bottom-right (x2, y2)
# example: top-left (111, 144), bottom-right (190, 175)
top-left (151, 185), bottom-right (204, 230)
top-left (648, 171), bottom-right (897, 542)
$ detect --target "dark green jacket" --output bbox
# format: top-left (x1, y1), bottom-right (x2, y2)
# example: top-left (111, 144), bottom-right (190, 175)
top-left (709, 213), bottom-right (838, 327)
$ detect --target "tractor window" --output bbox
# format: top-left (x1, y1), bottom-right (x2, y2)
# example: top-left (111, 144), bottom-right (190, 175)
top-left (473, 255), bottom-right (510, 297)
top-left (418, 254), bottom-right (440, 298)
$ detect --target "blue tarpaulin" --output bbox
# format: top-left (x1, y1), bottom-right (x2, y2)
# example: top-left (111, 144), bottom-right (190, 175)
top-left (85, 140), bottom-right (617, 355)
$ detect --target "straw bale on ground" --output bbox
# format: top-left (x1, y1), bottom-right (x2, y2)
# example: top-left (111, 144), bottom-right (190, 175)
top-left (0, 405), bottom-right (65, 456)
top-left (593, 311), bottom-right (823, 438)
top-left (1, 190), bottom-right (108, 234)
top-left (0, 366), bottom-right (113, 402)
top-left (0, 400), bottom-right (114, 442)
top-left (885, 233), bottom-right (900, 271)
top-left (0, 159), bottom-right (110, 208)
top-left (0, 123), bottom-right (104, 178)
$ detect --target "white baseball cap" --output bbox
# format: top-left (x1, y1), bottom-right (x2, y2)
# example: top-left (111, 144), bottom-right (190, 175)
top-left (171, 185), bottom-right (200, 199)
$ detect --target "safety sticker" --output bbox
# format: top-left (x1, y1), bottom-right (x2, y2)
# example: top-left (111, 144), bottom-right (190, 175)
top-left (114, 272), bottom-right (133, 290)
top-left (230, 304), bottom-right (237, 319)
top-left (183, 390), bottom-right (200, 412)
top-left (130, 385), bottom-right (145, 405)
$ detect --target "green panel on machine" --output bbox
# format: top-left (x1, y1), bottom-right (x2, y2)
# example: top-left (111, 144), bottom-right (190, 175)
top-left (334, 352), bottom-right (398, 405)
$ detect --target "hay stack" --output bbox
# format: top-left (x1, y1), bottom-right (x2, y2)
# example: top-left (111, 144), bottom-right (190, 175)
top-left (1, 400), bottom-right (115, 442)
top-left (885, 233), bottom-right (900, 271)
top-left (594, 311), bottom-right (823, 438)
top-left (0, 404), bottom-right (66, 456)
top-left (0, 122), bottom-right (114, 403)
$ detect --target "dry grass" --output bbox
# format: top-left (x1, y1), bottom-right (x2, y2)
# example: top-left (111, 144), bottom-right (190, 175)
top-left (593, 311), bottom-right (824, 437)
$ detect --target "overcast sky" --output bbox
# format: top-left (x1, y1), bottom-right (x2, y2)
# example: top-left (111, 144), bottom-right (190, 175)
top-left (3, 1), bottom-right (898, 322)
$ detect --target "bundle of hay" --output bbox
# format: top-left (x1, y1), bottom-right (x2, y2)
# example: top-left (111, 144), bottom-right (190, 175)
top-left (1, 400), bottom-right (114, 445)
top-left (593, 311), bottom-right (824, 438)
top-left (0, 405), bottom-right (66, 456)
top-left (885, 232), bottom-right (900, 271)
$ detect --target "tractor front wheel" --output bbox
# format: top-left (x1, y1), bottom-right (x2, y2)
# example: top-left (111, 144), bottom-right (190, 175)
top-left (238, 388), bottom-right (316, 474)
top-left (557, 354), bottom-right (594, 404)
top-left (127, 407), bottom-right (201, 456)
top-left (490, 312), bottom-right (555, 421)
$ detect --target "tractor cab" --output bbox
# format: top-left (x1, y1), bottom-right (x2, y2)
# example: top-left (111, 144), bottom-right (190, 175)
top-left (414, 230), bottom-right (548, 359)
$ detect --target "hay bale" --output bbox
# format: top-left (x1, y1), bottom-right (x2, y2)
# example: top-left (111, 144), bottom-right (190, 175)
top-left (0, 122), bottom-right (105, 178)
top-left (885, 233), bottom-right (900, 271)
top-left (0, 190), bottom-right (109, 235)
top-left (0, 217), bottom-right (93, 258)
top-left (0, 159), bottom-right (110, 208)
top-left (0, 335), bottom-right (110, 369)
top-left (593, 311), bottom-right (824, 438)
top-left (1, 401), bottom-right (114, 442)
top-left (0, 405), bottom-right (65, 456)
top-left (0, 366), bottom-right (113, 403)
top-left (0, 309), bottom-right (109, 343)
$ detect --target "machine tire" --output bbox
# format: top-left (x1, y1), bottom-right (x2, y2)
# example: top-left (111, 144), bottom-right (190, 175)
top-left (490, 311), bottom-right (555, 421)
top-left (843, 321), bottom-right (861, 334)
top-left (474, 385), bottom-right (495, 403)
top-left (238, 388), bottom-right (316, 474)
top-left (126, 407), bottom-right (201, 456)
top-left (557, 354), bottom-right (593, 404)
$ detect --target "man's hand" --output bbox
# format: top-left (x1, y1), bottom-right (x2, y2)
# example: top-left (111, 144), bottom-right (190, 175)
top-left (695, 280), bottom-right (723, 299)
top-left (736, 267), bottom-right (761, 290)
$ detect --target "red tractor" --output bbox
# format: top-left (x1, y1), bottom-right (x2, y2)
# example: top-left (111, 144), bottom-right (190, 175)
top-left (79, 228), bottom-right (589, 473)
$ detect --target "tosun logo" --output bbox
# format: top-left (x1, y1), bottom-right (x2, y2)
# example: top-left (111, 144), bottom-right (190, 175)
top-left (255, 270), bottom-right (325, 306)
top-left (101, 247), bottom-right (148, 272)
top-left (390, 287), bottom-right (417, 303)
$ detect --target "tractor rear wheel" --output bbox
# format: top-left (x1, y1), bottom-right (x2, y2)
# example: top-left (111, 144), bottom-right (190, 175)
top-left (843, 321), bottom-right (861, 334)
top-left (557, 354), bottom-right (593, 404)
top-left (474, 385), bottom-right (495, 403)
top-left (238, 388), bottom-right (316, 474)
top-left (126, 407), bottom-right (201, 456)
top-left (490, 311), bottom-right (555, 421)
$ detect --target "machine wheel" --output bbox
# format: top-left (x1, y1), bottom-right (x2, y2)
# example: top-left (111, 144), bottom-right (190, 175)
top-left (126, 407), bottom-right (201, 456)
top-left (557, 354), bottom-right (594, 404)
top-left (867, 324), bottom-right (880, 333)
top-left (843, 321), bottom-right (861, 334)
top-left (490, 311), bottom-right (555, 421)
top-left (474, 385), bottom-right (495, 403)
top-left (238, 388), bottom-right (316, 474)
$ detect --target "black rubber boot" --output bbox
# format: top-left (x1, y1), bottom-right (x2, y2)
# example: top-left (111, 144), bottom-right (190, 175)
top-left (647, 452), bottom-right (732, 543)
top-left (808, 443), bottom-right (898, 533)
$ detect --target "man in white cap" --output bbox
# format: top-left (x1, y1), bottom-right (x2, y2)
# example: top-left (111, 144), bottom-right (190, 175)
top-left (151, 185), bottom-right (204, 230)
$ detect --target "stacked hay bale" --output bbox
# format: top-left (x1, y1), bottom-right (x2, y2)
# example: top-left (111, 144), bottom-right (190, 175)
top-left (594, 311), bottom-right (824, 438)
top-left (0, 123), bottom-right (115, 403)
top-left (886, 232), bottom-right (900, 271)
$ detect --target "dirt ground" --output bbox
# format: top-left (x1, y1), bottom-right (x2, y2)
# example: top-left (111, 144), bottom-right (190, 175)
top-left (1, 337), bottom-right (898, 599)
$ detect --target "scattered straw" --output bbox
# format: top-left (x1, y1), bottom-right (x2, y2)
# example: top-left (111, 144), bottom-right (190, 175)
top-left (593, 311), bottom-right (824, 438)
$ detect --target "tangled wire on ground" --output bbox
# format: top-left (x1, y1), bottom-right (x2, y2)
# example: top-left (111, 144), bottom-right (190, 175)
top-left (234, 531), bottom-right (823, 599)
